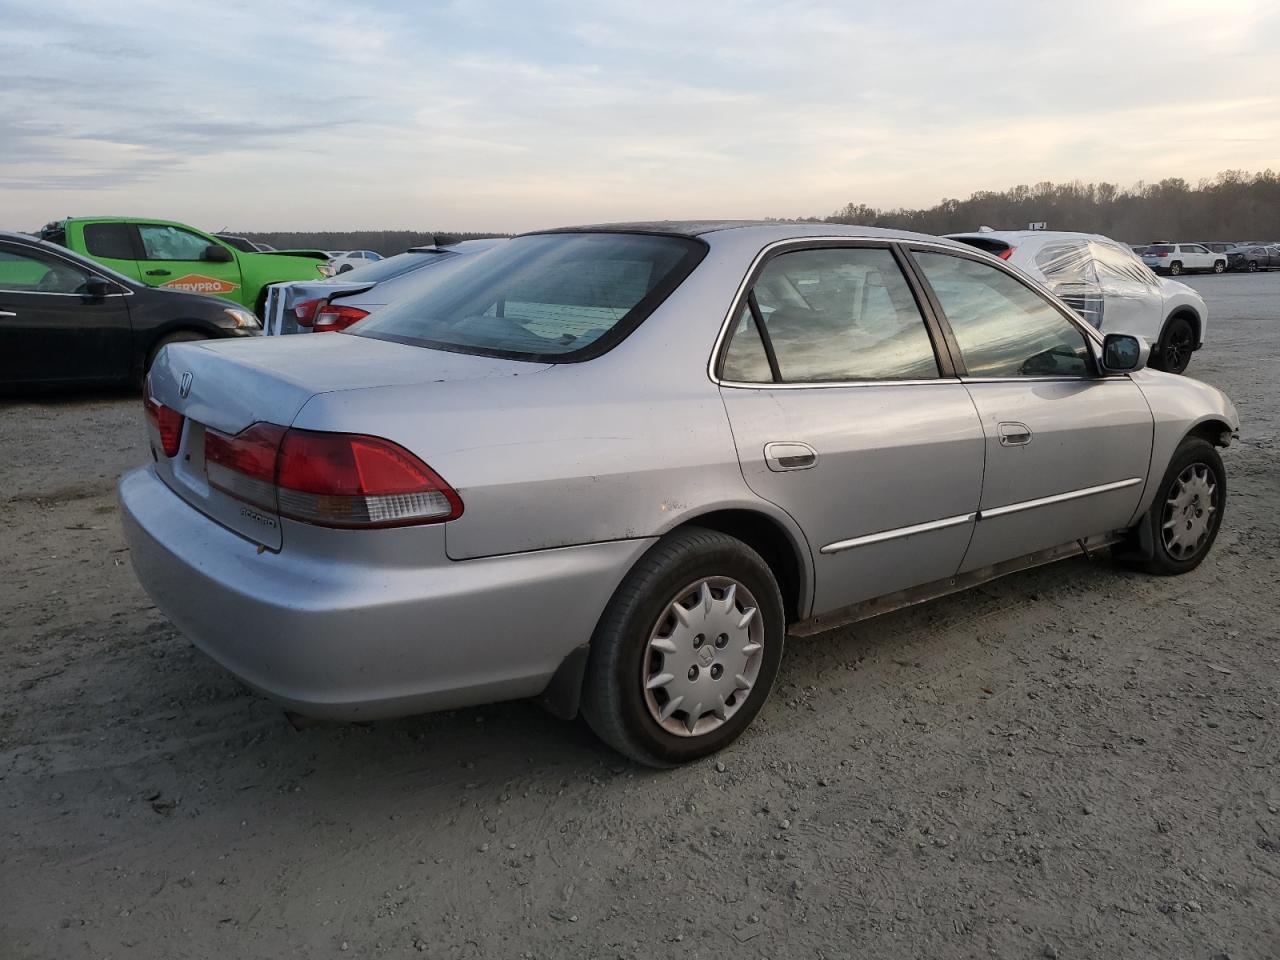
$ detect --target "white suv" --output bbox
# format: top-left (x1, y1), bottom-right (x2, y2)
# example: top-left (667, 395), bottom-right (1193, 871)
top-left (947, 230), bottom-right (1208, 375)
top-left (1141, 243), bottom-right (1227, 276)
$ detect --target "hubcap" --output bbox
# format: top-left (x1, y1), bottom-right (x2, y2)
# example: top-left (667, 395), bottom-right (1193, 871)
top-left (1161, 463), bottom-right (1217, 560)
top-left (641, 577), bottom-right (764, 737)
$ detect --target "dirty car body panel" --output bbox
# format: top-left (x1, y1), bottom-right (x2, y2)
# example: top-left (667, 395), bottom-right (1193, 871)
top-left (120, 222), bottom-right (1239, 725)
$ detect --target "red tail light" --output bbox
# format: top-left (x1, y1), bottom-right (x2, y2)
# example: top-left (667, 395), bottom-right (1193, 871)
top-left (997, 246), bottom-right (1015, 260)
top-left (143, 378), bottom-right (184, 457)
top-left (205, 422), bottom-right (286, 509)
top-left (1155, 251), bottom-right (1169, 257)
top-left (312, 304), bottom-right (369, 333)
top-left (203, 425), bottom-right (462, 528)
top-left (293, 298), bottom-right (325, 328)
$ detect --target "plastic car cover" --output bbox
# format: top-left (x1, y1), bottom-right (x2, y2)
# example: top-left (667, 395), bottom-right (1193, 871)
top-left (1034, 240), bottom-right (1104, 328)
top-left (1088, 239), bottom-right (1167, 329)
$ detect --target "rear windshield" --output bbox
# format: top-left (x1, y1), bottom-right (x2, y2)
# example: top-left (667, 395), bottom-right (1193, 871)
top-left (1146, 245), bottom-right (1174, 254)
top-left (352, 232), bottom-right (707, 362)
top-left (951, 236), bottom-right (1012, 257)
top-left (333, 250), bottom-right (453, 284)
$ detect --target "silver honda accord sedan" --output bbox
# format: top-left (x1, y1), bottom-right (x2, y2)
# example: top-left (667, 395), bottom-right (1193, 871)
top-left (121, 222), bottom-right (1239, 766)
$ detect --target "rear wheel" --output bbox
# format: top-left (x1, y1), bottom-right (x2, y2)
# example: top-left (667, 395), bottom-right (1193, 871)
top-left (1169, 260), bottom-right (1183, 276)
top-left (581, 527), bottom-right (785, 767)
top-left (1213, 260), bottom-right (1225, 274)
top-left (1152, 315), bottom-right (1194, 374)
top-left (1248, 260), bottom-right (1259, 273)
top-left (1134, 438), bottom-right (1225, 575)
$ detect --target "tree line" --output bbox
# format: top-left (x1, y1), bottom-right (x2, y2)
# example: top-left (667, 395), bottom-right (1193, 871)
top-left (817, 170), bottom-right (1280, 243)
top-left (233, 230), bottom-right (510, 257)
top-left (231, 170), bottom-right (1280, 253)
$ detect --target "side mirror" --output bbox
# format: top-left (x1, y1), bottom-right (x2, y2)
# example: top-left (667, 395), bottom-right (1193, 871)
top-left (204, 244), bottom-right (233, 263)
top-left (1099, 333), bottom-right (1149, 373)
top-left (84, 276), bottom-right (111, 299)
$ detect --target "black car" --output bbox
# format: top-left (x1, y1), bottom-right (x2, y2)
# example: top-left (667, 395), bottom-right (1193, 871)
top-left (1226, 244), bottom-right (1280, 273)
top-left (1, 231), bottom-right (259, 390)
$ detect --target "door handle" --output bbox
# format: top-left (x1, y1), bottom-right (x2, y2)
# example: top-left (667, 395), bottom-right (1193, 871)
top-left (0, 310), bottom-right (16, 318)
top-left (145, 269), bottom-right (171, 277)
top-left (764, 441), bottom-right (818, 472)
top-left (998, 421), bottom-right (1032, 447)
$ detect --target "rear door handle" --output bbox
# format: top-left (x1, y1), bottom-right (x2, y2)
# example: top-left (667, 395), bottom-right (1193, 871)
top-left (145, 269), bottom-right (171, 277)
top-left (764, 441), bottom-right (818, 472)
top-left (998, 421), bottom-right (1032, 446)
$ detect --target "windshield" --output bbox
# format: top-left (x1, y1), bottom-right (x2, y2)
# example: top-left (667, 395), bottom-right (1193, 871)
top-left (1146, 245), bottom-right (1174, 254)
top-left (329, 250), bottom-right (452, 285)
top-left (352, 232), bottom-right (707, 361)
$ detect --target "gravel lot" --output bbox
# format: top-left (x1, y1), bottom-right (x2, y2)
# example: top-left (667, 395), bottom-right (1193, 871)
top-left (3, 273), bottom-right (1278, 960)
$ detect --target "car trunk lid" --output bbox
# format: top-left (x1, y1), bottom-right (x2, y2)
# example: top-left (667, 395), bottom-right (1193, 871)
top-left (146, 334), bottom-right (549, 549)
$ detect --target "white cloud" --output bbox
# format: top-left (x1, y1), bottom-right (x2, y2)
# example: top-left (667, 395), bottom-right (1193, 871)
top-left (1, 0), bottom-right (1277, 231)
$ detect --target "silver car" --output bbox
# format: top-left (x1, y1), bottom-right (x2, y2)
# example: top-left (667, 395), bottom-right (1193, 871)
top-left (121, 222), bottom-right (1239, 766)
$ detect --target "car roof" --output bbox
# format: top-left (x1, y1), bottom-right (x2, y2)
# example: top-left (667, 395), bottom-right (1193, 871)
top-left (524, 220), bottom-right (970, 248)
top-left (945, 229), bottom-right (1119, 244)
top-left (59, 216), bottom-right (202, 228)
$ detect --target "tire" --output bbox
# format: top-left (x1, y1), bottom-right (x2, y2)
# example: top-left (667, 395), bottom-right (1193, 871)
top-left (338, 264), bottom-right (353, 274)
top-left (1169, 261), bottom-right (1183, 276)
top-left (144, 331), bottom-right (205, 378)
top-left (581, 527), bottom-right (786, 767)
top-left (1152, 315), bottom-right (1194, 375)
top-left (1134, 438), bottom-right (1226, 576)
top-left (1213, 260), bottom-right (1225, 274)
top-left (1248, 260), bottom-right (1259, 273)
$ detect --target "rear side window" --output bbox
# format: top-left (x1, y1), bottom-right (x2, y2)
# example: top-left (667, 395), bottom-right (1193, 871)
top-left (913, 251), bottom-right (1092, 378)
top-left (721, 303), bottom-right (773, 382)
top-left (84, 223), bottom-right (135, 260)
top-left (355, 233), bottom-right (706, 361)
top-left (720, 246), bottom-right (939, 383)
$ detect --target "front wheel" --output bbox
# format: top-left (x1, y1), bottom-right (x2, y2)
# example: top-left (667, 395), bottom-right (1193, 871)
top-left (144, 331), bottom-right (205, 379)
top-left (1153, 315), bottom-right (1194, 374)
top-left (1134, 437), bottom-right (1226, 575)
top-left (581, 527), bottom-right (785, 766)
top-left (1214, 260), bottom-right (1225, 274)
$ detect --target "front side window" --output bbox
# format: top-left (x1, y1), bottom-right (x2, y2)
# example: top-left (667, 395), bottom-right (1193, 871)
top-left (0, 246), bottom-right (90, 294)
top-left (1034, 241), bottom-right (1095, 284)
top-left (355, 232), bottom-right (705, 361)
top-left (720, 246), bottom-right (939, 382)
top-left (1090, 240), bottom-right (1159, 287)
top-left (84, 223), bottom-right (135, 260)
top-left (138, 224), bottom-right (216, 261)
top-left (913, 251), bottom-right (1092, 378)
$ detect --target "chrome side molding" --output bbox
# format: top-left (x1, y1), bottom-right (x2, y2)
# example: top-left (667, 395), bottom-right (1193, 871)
top-left (819, 477), bottom-right (1143, 555)
top-left (820, 512), bottom-right (976, 555)
top-left (979, 477), bottom-right (1142, 520)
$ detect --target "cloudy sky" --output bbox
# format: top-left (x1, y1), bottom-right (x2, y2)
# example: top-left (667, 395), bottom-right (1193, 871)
top-left (2, 1), bottom-right (1278, 232)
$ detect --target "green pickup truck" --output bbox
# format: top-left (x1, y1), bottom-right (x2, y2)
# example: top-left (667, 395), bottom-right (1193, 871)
top-left (39, 217), bottom-right (331, 315)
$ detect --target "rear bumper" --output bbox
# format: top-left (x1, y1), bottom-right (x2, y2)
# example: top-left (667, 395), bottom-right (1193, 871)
top-left (120, 466), bottom-right (653, 719)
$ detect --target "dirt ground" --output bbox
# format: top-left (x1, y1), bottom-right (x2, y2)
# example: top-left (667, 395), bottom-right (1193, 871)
top-left (2, 273), bottom-right (1278, 960)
